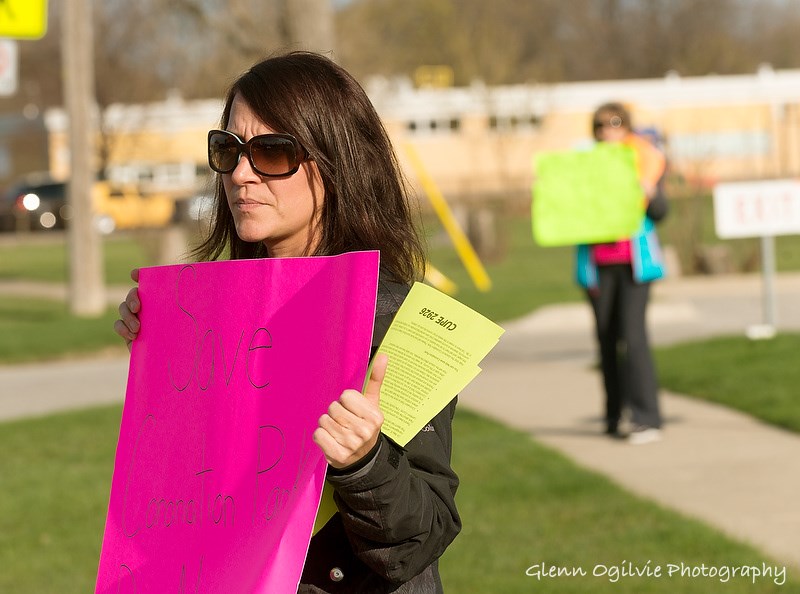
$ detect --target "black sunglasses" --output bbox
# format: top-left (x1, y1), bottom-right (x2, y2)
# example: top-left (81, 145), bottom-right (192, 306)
top-left (593, 115), bottom-right (624, 130)
top-left (207, 129), bottom-right (308, 177)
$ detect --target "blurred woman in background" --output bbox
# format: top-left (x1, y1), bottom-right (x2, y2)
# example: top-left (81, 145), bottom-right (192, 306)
top-left (575, 101), bottom-right (668, 445)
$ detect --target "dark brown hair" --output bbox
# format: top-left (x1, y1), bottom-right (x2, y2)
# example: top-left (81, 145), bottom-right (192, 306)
top-left (591, 101), bottom-right (632, 141)
top-left (192, 51), bottom-right (425, 284)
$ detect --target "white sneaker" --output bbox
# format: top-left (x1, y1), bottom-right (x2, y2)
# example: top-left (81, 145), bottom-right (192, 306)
top-left (628, 426), bottom-right (662, 445)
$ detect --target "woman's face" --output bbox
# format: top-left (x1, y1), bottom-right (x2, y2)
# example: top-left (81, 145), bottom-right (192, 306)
top-left (594, 112), bottom-right (628, 143)
top-left (222, 94), bottom-right (324, 257)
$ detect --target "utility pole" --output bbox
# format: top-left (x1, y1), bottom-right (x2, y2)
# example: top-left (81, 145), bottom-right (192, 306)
top-left (62, 0), bottom-right (105, 316)
top-left (282, 0), bottom-right (336, 55)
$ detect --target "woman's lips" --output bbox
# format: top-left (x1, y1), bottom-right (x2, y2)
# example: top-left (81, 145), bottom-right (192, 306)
top-left (233, 198), bottom-right (265, 212)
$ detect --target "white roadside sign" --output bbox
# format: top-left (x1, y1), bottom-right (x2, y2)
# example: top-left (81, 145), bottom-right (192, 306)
top-left (712, 179), bottom-right (800, 339)
top-left (713, 179), bottom-right (800, 239)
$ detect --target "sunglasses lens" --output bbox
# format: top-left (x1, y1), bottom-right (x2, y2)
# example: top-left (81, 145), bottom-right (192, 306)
top-left (208, 131), bottom-right (301, 176)
top-left (209, 133), bottom-right (240, 173)
top-left (251, 137), bottom-right (297, 176)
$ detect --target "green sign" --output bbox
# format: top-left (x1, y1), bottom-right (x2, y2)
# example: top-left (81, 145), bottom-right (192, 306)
top-left (531, 143), bottom-right (645, 246)
top-left (0, 0), bottom-right (48, 40)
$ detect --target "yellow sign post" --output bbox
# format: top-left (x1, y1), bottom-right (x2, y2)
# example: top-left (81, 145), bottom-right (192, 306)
top-left (0, 0), bottom-right (48, 40)
top-left (404, 142), bottom-right (492, 293)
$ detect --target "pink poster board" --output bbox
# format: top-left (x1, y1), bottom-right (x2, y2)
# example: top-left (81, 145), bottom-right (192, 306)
top-left (95, 251), bottom-right (380, 593)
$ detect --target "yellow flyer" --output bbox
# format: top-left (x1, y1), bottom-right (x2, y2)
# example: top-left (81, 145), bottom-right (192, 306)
top-left (375, 282), bottom-right (504, 445)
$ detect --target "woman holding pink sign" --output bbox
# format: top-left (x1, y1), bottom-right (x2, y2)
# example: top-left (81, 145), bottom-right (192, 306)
top-left (576, 102), bottom-right (668, 445)
top-left (115, 52), bottom-right (460, 593)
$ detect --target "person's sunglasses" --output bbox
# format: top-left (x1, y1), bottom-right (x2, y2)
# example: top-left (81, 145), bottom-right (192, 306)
top-left (593, 115), bottom-right (624, 130)
top-left (207, 129), bottom-right (308, 177)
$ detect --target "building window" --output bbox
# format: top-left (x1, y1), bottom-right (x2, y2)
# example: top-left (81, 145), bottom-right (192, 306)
top-left (405, 117), bottom-right (462, 136)
top-left (489, 113), bottom-right (542, 132)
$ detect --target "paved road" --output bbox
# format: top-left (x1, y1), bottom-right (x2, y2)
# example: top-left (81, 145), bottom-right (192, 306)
top-left (2, 272), bottom-right (800, 572)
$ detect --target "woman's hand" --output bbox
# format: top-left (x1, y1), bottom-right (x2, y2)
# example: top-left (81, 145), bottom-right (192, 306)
top-left (314, 353), bottom-right (389, 470)
top-left (113, 268), bottom-right (141, 352)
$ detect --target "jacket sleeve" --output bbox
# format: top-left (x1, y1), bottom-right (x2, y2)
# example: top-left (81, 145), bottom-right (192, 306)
top-left (326, 397), bottom-right (461, 584)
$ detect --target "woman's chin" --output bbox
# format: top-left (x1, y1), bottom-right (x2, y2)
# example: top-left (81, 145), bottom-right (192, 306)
top-left (234, 222), bottom-right (269, 244)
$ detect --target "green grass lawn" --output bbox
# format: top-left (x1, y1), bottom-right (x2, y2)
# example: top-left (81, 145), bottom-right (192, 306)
top-left (0, 297), bottom-right (125, 363)
top-left (1, 406), bottom-right (795, 593)
top-left (654, 333), bottom-right (800, 433)
top-left (0, 407), bottom-right (120, 593)
top-left (0, 233), bottom-right (153, 286)
top-left (0, 231), bottom-right (190, 363)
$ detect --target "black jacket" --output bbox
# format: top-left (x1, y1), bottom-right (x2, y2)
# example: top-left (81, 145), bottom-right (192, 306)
top-left (299, 274), bottom-right (461, 593)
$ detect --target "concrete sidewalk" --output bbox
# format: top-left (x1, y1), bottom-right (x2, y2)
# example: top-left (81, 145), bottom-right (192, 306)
top-left (1, 273), bottom-right (800, 571)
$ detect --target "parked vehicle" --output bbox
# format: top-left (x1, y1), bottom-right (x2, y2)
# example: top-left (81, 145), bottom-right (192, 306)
top-left (0, 175), bottom-right (175, 233)
top-left (0, 175), bottom-right (70, 231)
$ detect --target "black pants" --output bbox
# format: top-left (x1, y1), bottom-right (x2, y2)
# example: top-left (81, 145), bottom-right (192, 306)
top-left (586, 264), bottom-right (661, 429)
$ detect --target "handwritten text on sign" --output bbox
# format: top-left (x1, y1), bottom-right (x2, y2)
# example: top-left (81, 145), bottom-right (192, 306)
top-left (94, 252), bottom-right (379, 593)
top-left (713, 179), bottom-right (800, 239)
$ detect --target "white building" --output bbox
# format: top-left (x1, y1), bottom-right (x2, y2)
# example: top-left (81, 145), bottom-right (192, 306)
top-left (45, 65), bottom-right (800, 201)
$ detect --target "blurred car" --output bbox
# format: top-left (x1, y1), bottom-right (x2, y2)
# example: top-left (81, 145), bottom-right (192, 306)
top-left (0, 175), bottom-right (70, 231)
top-left (0, 175), bottom-right (175, 233)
